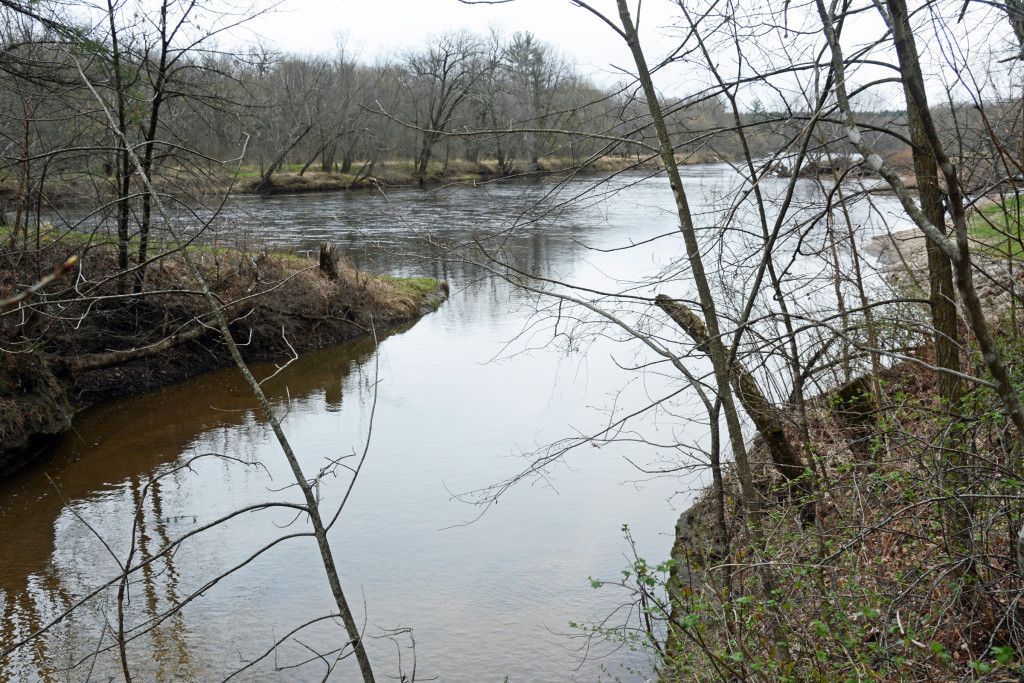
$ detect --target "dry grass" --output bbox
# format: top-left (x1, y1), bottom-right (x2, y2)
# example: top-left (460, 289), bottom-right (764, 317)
top-left (0, 236), bottom-right (446, 457)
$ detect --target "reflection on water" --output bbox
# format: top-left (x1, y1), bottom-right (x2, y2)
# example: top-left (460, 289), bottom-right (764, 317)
top-left (0, 326), bottom-right (404, 681)
top-left (2, 168), bottom-right (916, 681)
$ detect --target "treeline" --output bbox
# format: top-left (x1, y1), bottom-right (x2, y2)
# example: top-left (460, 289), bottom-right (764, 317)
top-left (0, 0), bottom-right (919, 220)
top-left (0, 0), bottom-right (1018, 231)
top-left (0, 4), bottom-right (730, 210)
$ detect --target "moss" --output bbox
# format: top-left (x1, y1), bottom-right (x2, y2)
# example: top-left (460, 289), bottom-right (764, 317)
top-left (371, 275), bottom-right (442, 299)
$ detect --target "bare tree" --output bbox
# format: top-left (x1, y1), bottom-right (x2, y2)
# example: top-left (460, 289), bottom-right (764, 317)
top-left (404, 31), bottom-right (495, 185)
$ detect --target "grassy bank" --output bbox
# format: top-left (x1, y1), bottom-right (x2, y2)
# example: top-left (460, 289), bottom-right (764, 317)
top-left (971, 196), bottom-right (1024, 259)
top-left (0, 152), bottom-right (726, 206)
top-left (0, 230), bottom-right (447, 472)
top-left (237, 152), bottom-right (723, 195)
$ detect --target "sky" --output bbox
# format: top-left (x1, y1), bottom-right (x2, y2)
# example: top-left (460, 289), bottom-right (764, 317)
top-left (237, 0), bottom-right (685, 83)
top-left (77, 0), bottom-right (1020, 107)
top-left (233, 0), bottom-right (1021, 103)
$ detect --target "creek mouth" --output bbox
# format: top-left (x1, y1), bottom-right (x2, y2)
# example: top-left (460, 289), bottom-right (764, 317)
top-left (0, 240), bottom-right (448, 472)
top-left (0, 167), bottom-right (916, 681)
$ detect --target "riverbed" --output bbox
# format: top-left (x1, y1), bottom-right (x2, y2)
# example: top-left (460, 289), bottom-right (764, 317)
top-left (0, 166), bottom-right (915, 681)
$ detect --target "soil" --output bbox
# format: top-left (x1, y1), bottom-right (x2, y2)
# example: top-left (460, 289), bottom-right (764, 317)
top-left (0, 239), bottom-right (448, 475)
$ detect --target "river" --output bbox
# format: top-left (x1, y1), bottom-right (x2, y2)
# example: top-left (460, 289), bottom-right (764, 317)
top-left (0, 165), bottom-right (913, 681)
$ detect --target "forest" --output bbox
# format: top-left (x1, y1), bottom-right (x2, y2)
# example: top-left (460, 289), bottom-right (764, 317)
top-left (3, 0), bottom-right (1024, 681)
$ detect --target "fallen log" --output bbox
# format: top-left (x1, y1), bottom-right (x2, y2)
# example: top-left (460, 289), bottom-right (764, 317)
top-left (655, 294), bottom-right (809, 486)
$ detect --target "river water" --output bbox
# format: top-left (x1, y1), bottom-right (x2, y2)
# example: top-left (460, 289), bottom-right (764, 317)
top-left (0, 166), bottom-right (913, 681)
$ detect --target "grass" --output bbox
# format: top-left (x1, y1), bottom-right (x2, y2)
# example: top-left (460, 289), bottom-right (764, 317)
top-left (970, 195), bottom-right (1024, 259)
top-left (2, 221), bottom-right (441, 292)
top-left (1, 223), bottom-right (316, 268)
top-left (373, 274), bottom-right (442, 299)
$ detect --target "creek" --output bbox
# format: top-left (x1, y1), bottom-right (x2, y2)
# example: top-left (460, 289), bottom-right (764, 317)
top-left (0, 166), bottom-right (914, 681)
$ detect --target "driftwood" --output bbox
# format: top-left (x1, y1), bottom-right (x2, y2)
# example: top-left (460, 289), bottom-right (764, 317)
top-left (655, 294), bottom-right (808, 485)
top-left (70, 323), bottom-right (212, 373)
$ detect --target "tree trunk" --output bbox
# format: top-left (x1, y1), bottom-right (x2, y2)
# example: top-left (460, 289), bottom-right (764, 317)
top-left (886, 0), bottom-right (962, 411)
top-left (96, 96), bottom-right (378, 682)
top-left (613, 0), bottom-right (791, 661)
top-left (655, 295), bottom-right (811, 490)
top-left (12, 96), bottom-right (30, 248)
top-left (135, 0), bottom-right (171, 294)
top-left (319, 242), bottom-right (339, 280)
top-left (885, 0), bottom-right (972, 566)
top-left (257, 122), bottom-right (316, 193)
top-left (416, 135), bottom-right (435, 186)
top-left (107, 0), bottom-right (131, 291)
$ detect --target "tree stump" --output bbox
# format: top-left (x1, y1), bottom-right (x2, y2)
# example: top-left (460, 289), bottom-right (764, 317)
top-left (319, 242), bottom-right (339, 281)
top-left (831, 376), bottom-right (878, 460)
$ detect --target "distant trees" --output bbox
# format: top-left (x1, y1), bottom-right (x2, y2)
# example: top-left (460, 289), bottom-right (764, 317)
top-left (403, 31), bottom-right (495, 184)
top-left (0, 14), bottom-right (784, 210)
top-left (504, 31), bottom-right (569, 170)
top-left (249, 52), bottom-right (331, 189)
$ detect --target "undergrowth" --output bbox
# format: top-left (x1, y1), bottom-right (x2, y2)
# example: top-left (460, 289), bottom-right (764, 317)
top-left (582, 331), bottom-right (1024, 682)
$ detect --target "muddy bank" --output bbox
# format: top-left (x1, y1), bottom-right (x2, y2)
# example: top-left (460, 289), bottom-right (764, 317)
top-left (239, 153), bottom-right (723, 195)
top-left (0, 241), bottom-right (447, 475)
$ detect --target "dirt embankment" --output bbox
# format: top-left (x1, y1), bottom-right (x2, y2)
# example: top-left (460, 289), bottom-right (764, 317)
top-left (660, 230), bottom-right (1024, 679)
top-left (661, 345), bottom-right (1024, 680)
top-left (0, 241), bottom-right (448, 474)
top-left (239, 153), bottom-right (724, 195)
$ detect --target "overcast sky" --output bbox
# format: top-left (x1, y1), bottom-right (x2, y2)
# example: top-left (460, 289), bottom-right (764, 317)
top-left (237, 0), bottom-right (684, 83)
top-left (200, 0), bottom-right (1019, 107)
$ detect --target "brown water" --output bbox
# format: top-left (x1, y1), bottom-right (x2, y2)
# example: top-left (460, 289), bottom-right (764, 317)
top-left (1, 168), bottom-right (914, 681)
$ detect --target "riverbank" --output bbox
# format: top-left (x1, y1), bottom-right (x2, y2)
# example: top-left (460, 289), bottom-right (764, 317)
top-left (0, 236), bottom-right (448, 474)
top-left (865, 226), bottom-right (1024, 319)
top-left (239, 153), bottom-right (721, 195)
top-left (0, 153), bottom-right (723, 206)
top-left (660, 232), bottom-right (1024, 680)
top-left (662, 345), bottom-right (1024, 679)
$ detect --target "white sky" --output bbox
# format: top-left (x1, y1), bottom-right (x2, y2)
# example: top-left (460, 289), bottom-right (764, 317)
top-left (237, 0), bottom-right (685, 83)
top-left (80, 0), bottom-right (1018, 107)
top-left (235, 0), bottom-right (1020, 103)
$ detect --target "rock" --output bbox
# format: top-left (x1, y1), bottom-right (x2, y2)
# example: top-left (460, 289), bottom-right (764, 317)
top-left (867, 229), bottom-right (927, 266)
top-left (663, 496), bottom-right (729, 682)
top-left (668, 497), bottom-right (727, 600)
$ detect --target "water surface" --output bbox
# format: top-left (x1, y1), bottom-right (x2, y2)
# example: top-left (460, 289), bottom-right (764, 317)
top-left (1, 167), bottom-right (913, 681)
